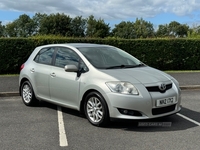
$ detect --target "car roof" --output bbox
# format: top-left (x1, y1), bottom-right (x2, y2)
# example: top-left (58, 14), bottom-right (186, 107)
top-left (66, 43), bottom-right (109, 48)
top-left (38, 43), bottom-right (110, 49)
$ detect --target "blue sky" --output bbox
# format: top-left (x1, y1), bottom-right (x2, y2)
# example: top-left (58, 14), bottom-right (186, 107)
top-left (1, 0), bottom-right (200, 29)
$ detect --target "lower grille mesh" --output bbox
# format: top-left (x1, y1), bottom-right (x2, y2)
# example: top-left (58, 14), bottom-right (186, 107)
top-left (152, 104), bottom-right (176, 115)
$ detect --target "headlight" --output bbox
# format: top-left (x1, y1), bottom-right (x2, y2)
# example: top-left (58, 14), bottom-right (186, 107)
top-left (171, 78), bottom-right (179, 87)
top-left (106, 81), bottom-right (139, 95)
top-left (171, 78), bottom-right (181, 91)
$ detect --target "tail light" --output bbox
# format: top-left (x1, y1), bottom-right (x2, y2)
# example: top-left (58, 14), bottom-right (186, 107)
top-left (20, 63), bottom-right (25, 71)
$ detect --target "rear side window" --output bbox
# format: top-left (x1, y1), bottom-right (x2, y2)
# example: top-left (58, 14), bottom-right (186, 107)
top-left (34, 48), bottom-right (55, 65)
top-left (55, 47), bottom-right (80, 68)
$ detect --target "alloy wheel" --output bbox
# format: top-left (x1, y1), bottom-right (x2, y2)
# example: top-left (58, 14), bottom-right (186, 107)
top-left (86, 97), bottom-right (103, 123)
top-left (22, 83), bottom-right (32, 104)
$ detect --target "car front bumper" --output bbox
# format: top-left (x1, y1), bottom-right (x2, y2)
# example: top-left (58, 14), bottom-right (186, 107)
top-left (103, 83), bottom-right (181, 120)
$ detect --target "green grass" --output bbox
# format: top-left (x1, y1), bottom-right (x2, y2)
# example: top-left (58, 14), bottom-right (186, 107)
top-left (0, 74), bottom-right (19, 77)
top-left (165, 70), bottom-right (200, 73)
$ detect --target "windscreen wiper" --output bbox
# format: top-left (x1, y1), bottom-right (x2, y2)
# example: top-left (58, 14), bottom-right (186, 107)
top-left (134, 63), bottom-right (146, 67)
top-left (106, 64), bottom-right (146, 69)
top-left (106, 65), bottom-right (126, 69)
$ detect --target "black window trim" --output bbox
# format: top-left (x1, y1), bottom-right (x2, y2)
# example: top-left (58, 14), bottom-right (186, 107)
top-left (34, 47), bottom-right (57, 66)
top-left (33, 46), bottom-right (89, 73)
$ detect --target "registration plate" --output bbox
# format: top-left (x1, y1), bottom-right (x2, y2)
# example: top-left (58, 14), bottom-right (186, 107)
top-left (156, 97), bottom-right (177, 107)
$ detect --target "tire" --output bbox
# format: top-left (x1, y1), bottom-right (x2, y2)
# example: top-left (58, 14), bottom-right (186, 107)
top-left (84, 91), bottom-right (109, 127)
top-left (21, 81), bottom-right (38, 106)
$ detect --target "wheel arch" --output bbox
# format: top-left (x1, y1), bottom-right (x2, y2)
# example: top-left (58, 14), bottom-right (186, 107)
top-left (80, 89), bottom-right (110, 117)
top-left (19, 77), bottom-right (30, 96)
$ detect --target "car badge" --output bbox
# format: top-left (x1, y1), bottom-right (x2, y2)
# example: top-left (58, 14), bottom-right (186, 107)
top-left (159, 83), bottom-right (166, 91)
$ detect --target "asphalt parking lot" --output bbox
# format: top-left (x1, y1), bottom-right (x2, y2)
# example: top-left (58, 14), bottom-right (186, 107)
top-left (0, 90), bottom-right (200, 150)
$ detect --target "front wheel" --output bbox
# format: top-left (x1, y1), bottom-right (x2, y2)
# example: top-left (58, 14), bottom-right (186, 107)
top-left (84, 92), bottom-right (109, 127)
top-left (21, 81), bottom-right (38, 106)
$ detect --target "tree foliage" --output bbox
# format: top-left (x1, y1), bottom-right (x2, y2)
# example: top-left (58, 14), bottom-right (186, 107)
top-left (111, 18), bottom-right (154, 39)
top-left (71, 16), bottom-right (86, 37)
top-left (187, 25), bottom-right (200, 38)
top-left (0, 21), bottom-right (5, 37)
top-left (5, 14), bottom-right (35, 37)
top-left (134, 18), bottom-right (154, 38)
top-left (39, 13), bottom-right (72, 36)
top-left (0, 13), bottom-right (196, 39)
top-left (112, 21), bottom-right (135, 39)
top-left (32, 13), bottom-right (48, 35)
top-left (86, 15), bottom-right (110, 38)
top-left (5, 22), bottom-right (18, 37)
top-left (157, 21), bottom-right (189, 38)
top-left (156, 24), bottom-right (169, 37)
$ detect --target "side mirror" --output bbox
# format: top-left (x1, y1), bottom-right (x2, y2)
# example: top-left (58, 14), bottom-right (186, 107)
top-left (64, 65), bottom-right (78, 72)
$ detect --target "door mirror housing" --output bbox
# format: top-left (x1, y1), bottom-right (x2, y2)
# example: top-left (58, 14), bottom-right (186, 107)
top-left (64, 65), bottom-right (78, 72)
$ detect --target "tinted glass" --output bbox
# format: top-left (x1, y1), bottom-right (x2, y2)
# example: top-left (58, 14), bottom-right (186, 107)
top-left (34, 48), bottom-right (54, 65)
top-left (55, 47), bottom-right (80, 68)
top-left (78, 46), bottom-right (141, 69)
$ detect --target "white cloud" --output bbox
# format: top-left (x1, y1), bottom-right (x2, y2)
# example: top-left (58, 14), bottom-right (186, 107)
top-left (1, 20), bottom-right (11, 25)
top-left (0, 0), bottom-right (200, 20)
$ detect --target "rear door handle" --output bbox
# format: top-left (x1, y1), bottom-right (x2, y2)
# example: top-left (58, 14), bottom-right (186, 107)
top-left (30, 68), bottom-right (35, 73)
top-left (50, 72), bottom-right (56, 78)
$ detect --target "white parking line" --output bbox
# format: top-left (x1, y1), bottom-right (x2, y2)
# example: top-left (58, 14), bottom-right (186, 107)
top-left (57, 106), bottom-right (68, 147)
top-left (177, 113), bottom-right (200, 126)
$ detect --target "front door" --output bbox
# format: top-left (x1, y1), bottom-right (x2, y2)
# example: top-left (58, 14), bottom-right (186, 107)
top-left (49, 47), bottom-right (80, 109)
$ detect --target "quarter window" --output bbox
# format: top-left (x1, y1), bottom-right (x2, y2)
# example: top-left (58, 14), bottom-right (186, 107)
top-left (34, 48), bottom-right (55, 65)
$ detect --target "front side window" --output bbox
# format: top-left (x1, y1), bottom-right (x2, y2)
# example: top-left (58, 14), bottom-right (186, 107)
top-left (34, 47), bottom-right (55, 65)
top-left (55, 47), bottom-right (80, 68)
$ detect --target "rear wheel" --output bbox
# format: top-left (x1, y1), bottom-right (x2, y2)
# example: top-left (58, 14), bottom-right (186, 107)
top-left (84, 92), bottom-right (109, 127)
top-left (21, 81), bottom-right (38, 106)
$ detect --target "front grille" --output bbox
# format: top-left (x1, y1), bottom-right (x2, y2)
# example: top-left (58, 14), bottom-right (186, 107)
top-left (152, 104), bottom-right (176, 115)
top-left (146, 83), bottom-right (172, 93)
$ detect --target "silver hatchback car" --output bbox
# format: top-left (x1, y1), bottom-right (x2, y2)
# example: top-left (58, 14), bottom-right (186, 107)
top-left (19, 43), bottom-right (181, 126)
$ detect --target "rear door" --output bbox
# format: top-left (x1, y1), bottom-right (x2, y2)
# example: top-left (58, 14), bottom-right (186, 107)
top-left (33, 47), bottom-right (55, 100)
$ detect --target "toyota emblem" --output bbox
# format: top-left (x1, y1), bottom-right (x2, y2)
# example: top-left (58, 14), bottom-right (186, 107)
top-left (159, 83), bottom-right (166, 91)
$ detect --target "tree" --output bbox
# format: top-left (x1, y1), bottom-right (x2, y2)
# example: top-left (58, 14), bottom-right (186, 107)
top-left (112, 21), bottom-right (135, 39)
top-left (134, 18), bottom-right (154, 38)
top-left (17, 14), bottom-right (35, 37)
top-left (71, 16), bottom-right (86, 37)
top-left (0, 21), bottom-right (5, 37)
top-left (86, 15), bottom-right (110, 38)
top-left (156, 21), bottom-right (189, 38)
top-left (168, 21), bottom-right (189, 37)
top-left (112, 18), bottom-right (154, 39)
top-left (32, 13), bottom-right (48, 35)
top-left (176, 24), bottom-right (189, 37)
top-left (168, 21), bottom-right (181, 37)
top-left (187, 25), bottom-right (200, 38)
top-left (39, 13), bottom-right (72, 36)
top-left (5, 14), bottom-right (35, 37)
top-left (5, 21), bottom-right (18, 37)
top-left (156, 24), bottom-right (170, 37)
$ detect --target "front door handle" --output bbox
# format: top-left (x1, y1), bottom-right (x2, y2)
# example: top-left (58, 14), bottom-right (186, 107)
top-left (50, 72), bottom-right (56, 78)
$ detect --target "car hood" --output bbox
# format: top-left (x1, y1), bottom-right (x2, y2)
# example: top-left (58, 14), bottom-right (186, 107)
top-left (100, 66), bottom-right (171, 84)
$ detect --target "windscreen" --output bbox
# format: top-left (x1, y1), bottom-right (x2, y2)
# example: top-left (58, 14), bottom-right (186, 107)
top-left (78, 46), bottom-right (143, 69)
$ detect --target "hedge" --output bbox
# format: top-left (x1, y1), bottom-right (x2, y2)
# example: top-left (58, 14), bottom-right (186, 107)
top-left (0, 37), bottom-right (200, 74)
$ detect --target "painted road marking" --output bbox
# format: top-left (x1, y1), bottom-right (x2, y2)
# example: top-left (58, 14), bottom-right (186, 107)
top-left (57, 106), bottom-right (68, 147)
top-left (177, 113), bottom-right (200, 126)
